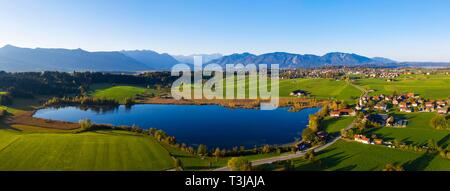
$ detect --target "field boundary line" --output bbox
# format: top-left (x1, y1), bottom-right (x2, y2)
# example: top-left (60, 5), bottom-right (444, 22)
top-left (0, 136), bottom-right (22, 154)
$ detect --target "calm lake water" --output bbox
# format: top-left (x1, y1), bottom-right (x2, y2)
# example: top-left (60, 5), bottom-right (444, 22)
top-left (33, 104), bottom-right (320, 148)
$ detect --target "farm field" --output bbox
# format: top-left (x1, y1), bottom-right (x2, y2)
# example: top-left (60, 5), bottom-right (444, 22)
top-left (279, 78), bottom-right (362, 101)
top-left (90, 84), bottom-right (155, 103)
top-left (292, 140), bottom-right (450, 171)
top-left (322, 116), bottom-right (355, 135)
top-left (370, 112), bottom-right (450, 147)
top-left (0, 129), bottom-right (175, 171)
top-left (354, 74), bottom-right (450, 99)
top-left (162, 142), bottom-right (281, 171)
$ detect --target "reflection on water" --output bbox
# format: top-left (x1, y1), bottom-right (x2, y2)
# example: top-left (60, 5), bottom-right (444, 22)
top-left (34, 104), bottom-right (320, 149)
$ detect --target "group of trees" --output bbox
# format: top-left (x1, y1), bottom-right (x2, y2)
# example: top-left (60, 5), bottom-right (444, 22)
top-left (301, 105), bottom-right (329, 144)
top-left (0, 71), bottom-right (175, 98)
top-left (227, 157), bottom-right (252, 171)
top-left (0, 92), bottom-right (13, 105)
top-left (383, 163), bottom-right (404, 171)
top-left (430, 114), bottom-right (449, 130)
top-left (44, 96), bottom-right (119, 107)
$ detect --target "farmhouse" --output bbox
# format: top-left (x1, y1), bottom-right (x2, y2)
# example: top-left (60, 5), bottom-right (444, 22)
top-left (330, 109), bottom-right (356, 117)
top-left (354, 134), bottom-right (370, 144)
top-left (436, 100), bottom-right (446, 107)
top-left (374, 103), bottom-right (387, 111)
top-left (289, 90), bottom-right (309, 97)
top-left (330, 111), bottom-right (341, 117)
top-left (399, 107), bottom-right (412, 113)
top-left (425, 102), bottom-right (435, 108)
top-left (392, 100), bottom-right (399, 105)
top-left (437, 107), bottom-right (448, 114)
top-left (373, 139), bottom-right (383, 145)
top-left (367, 114), bottom-right (389, 126)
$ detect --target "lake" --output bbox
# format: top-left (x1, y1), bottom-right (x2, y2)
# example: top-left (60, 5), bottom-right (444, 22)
top-left (33, 104), bottom-right (320, 149)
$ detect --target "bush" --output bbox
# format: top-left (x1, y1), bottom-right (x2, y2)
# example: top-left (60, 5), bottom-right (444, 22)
top-left (302, 128), bottom-right (318, 142)
top-left (79, 119), bottom-right (93, 131)
top-left (227, 157), bottom-right (252, 171)
top-left (430, 114), bottom-right (448, 130)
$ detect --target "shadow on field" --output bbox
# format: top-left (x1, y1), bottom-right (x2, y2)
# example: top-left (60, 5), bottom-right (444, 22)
top-left (403, 152), bottom-right (437, 171)
top-left (295, 148), bottom-right (354, 171)
top-left (437, 134), bottom-right (450, 148)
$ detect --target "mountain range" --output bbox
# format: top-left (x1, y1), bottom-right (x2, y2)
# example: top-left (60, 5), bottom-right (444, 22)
top-left (206, 52), bottom-right (394, 68)
top-left (0, 45), bottom-right (448, 72)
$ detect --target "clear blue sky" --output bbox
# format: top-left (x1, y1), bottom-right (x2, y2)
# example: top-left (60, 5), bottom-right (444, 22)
top-left (1, 0), bottom-right (450, 61)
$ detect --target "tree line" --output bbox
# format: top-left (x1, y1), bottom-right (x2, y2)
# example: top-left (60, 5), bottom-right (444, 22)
top-left (0, 71), bottom-right (176, 98)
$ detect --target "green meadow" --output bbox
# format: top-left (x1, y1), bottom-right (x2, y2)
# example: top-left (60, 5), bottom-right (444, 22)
top-left (292, 140), bottom-right (450, 171)
top-left (90, 84), bottom-right (155, 103)
top-left (355, 74), bottom-right (450, 99)
top-left (370, 112), bottom-right (450, 147)
top-left (279, 78), bottom-right (361, 101)
top-left (322, 116), bottom-right (355, 135)
top-left (0, 129), bottom-right (174, 171)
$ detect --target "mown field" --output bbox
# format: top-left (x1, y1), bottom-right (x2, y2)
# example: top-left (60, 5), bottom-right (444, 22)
top-left (322, 116), bottom-right (355, 135)
top-left (291, 140), bottom-right (450, 171)
top-left (370, 112), bottom-right (450, 147)
top-left (90, 84), bottom-right (156, 103)
top-left (0, 129), bottom-right (175, 171)
top-left (355, 74), bottom-right (450, 99)
top-left (279, 79), bottom-right (361, 101)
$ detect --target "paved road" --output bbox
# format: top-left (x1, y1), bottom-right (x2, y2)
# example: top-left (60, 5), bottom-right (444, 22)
top-left (213, 135), bottom-right (344, 171)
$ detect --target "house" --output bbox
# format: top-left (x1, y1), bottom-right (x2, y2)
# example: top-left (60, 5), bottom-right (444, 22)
top-left (437, 107), bottom-right (448, 114)
top-left (331, 109), bottom-right (356, 117)
top-left (354, 134), bottom-right (370, 144)
top-left (367, 114), bottom-right (389, 126)
top-left (425, 102), bottom-right (435, 108)
top-left (316, 131), bottom-right (328, 141)
top-left (392, 100), bottom-right (399, 105)
top-left (330, 111), bottom-right (341, 117)
top-left (373, 139), bottom-right (383, 145)
top-left (399, 102), bottom-right (408, 108)
top-left (339, 109), bottom-right (356, 116)
top-left (394, 119), bottom-right (408, 127)
top-left (297, 142), bottom-right (311, 151)
top-left (374, 104), bottom-right (387, 111)
top-left (437, 100), bottom-right (446, 107)
top-left (407, 92), bottom-right (415, 98)
top-left (400, 107), bottom-right (412, 113)
top-left (373, 95), bottom-right (380, 101)
top-left (290, 90), bottom-right (309, 97)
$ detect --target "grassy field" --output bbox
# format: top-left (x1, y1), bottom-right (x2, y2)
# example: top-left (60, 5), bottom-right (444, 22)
top-left (162, 142), bottom-right (282, 170)
top-left (370, 112), bottom-right (450, 147)
top-left (322, 116), bottom-right (355, 135)
top-left (291, 140), bottom-right (450, 171)
top-left (90, 84), bottom-right (155, 103)
top-left (0, 129), bottom-right (175, 171)
top-left (279, 78), bottom-right (362, 101)
top-left (355, 74), bottom-right (450, 99)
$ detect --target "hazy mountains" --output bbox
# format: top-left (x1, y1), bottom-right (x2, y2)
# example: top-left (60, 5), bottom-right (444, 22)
top-left (0, 45), bottom-right (178, 72)
top-left (1, 45), bottom-right (449, 72)
top-left (206, 52), bottom-right (396, 68)
top-left (172, 54), bottom-right (223, 65)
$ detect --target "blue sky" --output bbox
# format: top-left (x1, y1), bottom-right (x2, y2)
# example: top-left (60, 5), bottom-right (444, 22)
top-left (1, 0), bottom-right (450, 61)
